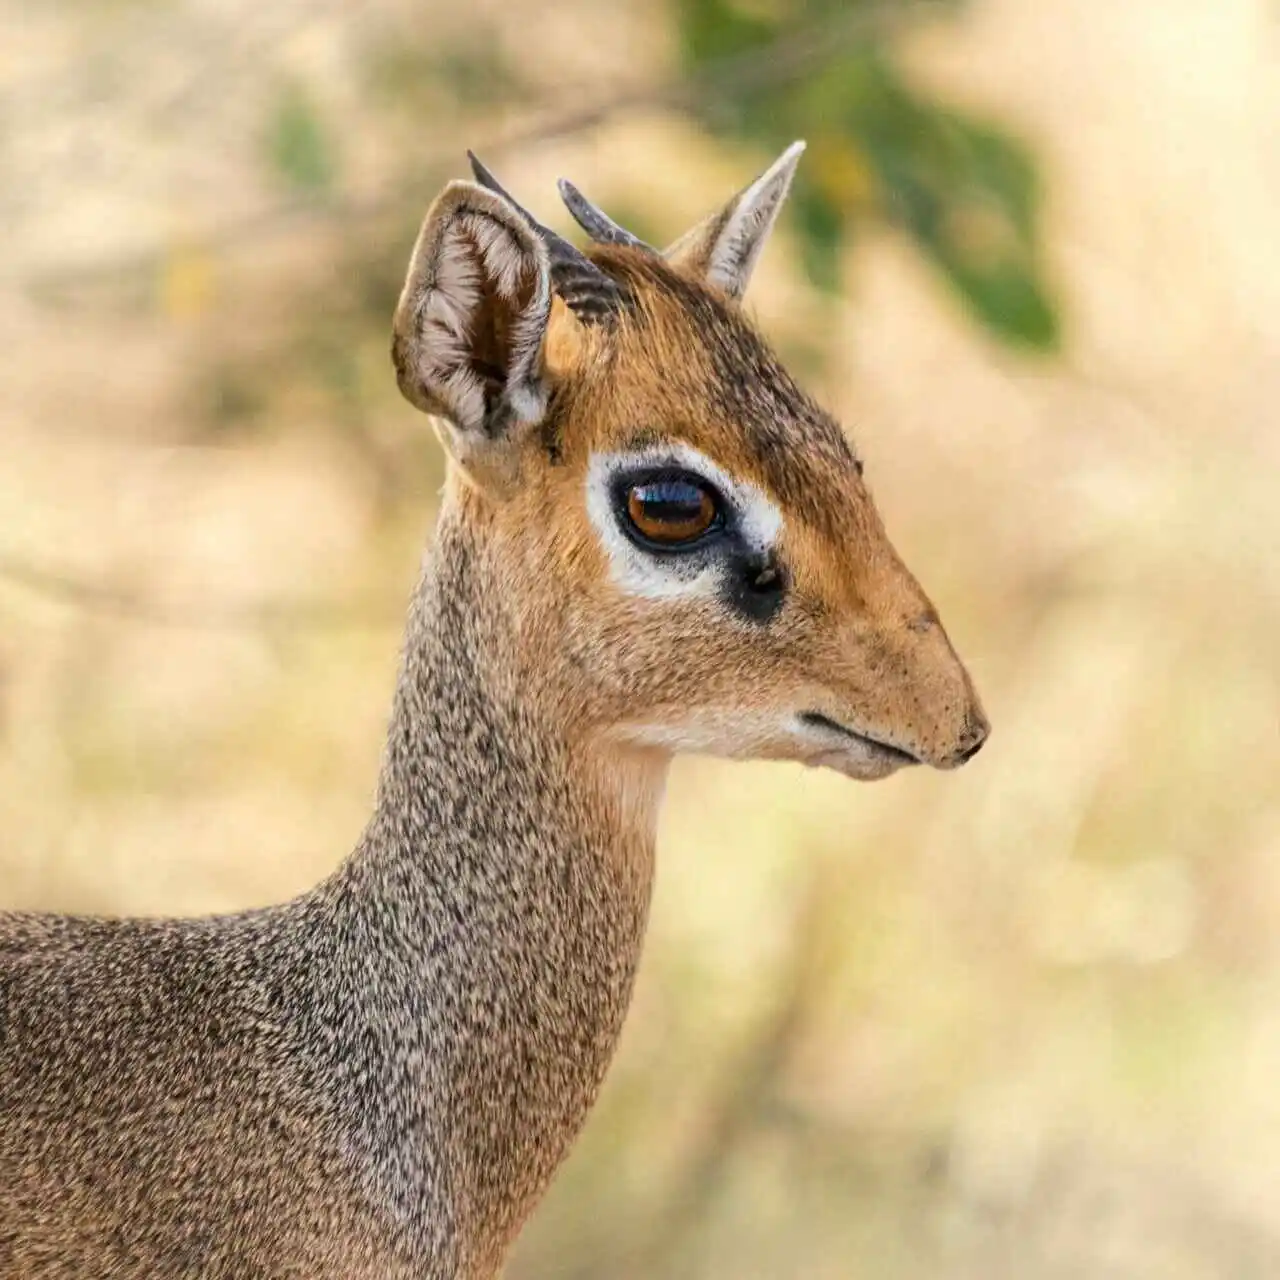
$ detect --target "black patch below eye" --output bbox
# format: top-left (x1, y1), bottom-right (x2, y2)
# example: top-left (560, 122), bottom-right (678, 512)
top-left (723, 550), bottom-right (786, 624)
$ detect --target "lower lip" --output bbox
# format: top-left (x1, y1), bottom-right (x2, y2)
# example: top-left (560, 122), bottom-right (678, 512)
top-left (799, 714), bottom-right (919, 767)
top-left (848, 736), bottom-right (919, 767)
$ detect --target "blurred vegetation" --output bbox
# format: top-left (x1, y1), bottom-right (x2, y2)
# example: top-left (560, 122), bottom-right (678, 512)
top-left (266, 81), bottom-right (339, 200)
top-left (677, 0), bottom-right (1058, 347)
top-left (196, 0), bottom-right (1057, 464)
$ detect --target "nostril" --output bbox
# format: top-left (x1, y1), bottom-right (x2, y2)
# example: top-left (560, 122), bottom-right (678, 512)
top-left (954, 715), bottom-right (990, 765)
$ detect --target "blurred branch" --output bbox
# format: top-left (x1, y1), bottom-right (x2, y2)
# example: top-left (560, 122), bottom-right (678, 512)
top-left (636, 868), bottom-right (840, 1276)
top-left (554, 865), bottom-right (842, 1280)
top-left (16, 0), bottom-right (952, 299)
top-left (0, 551), bottom-right (401, 632)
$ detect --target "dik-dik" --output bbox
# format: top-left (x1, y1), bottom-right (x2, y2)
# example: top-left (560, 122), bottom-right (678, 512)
top-left (0, 143), bottom-right (988, 1278)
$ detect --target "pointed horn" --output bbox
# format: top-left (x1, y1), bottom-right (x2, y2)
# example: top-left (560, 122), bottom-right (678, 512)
top-left (466, 151), bottom-right (575, 263)
top-left (557, 179), bottom-right (653, 251)
top-left (466, 152), bottom-right (627, 320)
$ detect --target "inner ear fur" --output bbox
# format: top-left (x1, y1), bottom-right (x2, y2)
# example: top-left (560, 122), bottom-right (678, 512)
top-left (392, 181), bottom-right (553, 453)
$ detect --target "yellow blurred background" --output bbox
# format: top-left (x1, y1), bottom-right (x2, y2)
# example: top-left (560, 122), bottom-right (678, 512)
top-left (2, 0), bottom-right (1278, 1274)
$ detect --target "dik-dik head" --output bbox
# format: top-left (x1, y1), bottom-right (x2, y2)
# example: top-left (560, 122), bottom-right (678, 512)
top-left (391, 144), bottom-right (988, 780)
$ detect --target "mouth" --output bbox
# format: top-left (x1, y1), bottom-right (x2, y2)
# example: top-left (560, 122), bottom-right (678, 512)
top-left (797, 712), bottom-right (922, 769)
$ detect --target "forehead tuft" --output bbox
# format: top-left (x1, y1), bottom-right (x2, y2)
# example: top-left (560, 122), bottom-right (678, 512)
top-left (580, 248), bottom-right (862, 529)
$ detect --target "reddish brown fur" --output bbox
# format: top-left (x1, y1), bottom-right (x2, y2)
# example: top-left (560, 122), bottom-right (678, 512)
top-left (461, 246), bottom-right (986, 774)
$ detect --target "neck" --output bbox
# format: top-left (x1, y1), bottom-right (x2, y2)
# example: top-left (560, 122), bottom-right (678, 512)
top-left (324, 503), bottom-right (668, 1267)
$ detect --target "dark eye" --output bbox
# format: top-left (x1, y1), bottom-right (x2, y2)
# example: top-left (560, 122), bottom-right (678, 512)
top-left (624, 473), bottom-right (721, 547)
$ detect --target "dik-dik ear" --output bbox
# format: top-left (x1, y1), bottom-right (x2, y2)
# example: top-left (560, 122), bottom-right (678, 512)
top-left (664, 141), bottom-right (806, 301)
top-left (392, 180), bottom-right (553, 476)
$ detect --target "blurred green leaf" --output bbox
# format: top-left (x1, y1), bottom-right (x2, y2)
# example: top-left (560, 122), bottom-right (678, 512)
top-left (678, 0), bottom-right (778, 62)
top-left (431, 45), bottom-right (532, 109)
top-left (790, 182), bottom-right (846, 292)
top-left (673, 0), bottom-right (1061, 350)
top-left (368, 40), bottom-right (534, 112)
top-left (934, 246), bottom-right (1059, 347)
top-left (266, 82), bottom-right (337, 198)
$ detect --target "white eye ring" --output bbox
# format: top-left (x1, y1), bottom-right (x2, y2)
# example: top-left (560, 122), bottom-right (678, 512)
top-left (585, 443), bottom-right (783, 602)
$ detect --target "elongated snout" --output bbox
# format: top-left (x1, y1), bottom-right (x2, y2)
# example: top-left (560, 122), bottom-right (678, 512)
top-left (813, 599), bottom-right (990, 775)
top-left (891, 613), bottom-right (989, 770)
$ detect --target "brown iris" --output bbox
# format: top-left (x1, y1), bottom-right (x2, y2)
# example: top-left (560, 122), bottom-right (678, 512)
top-left (625, 476), bottom-right (719, 546)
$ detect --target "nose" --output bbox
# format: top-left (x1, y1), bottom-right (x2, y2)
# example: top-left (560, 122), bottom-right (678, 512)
top-left (946, 710), bottom-right (990, 768)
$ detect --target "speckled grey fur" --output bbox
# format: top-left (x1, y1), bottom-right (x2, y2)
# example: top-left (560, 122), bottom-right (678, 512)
top-left (0, 516), bottom-right (653, 1278)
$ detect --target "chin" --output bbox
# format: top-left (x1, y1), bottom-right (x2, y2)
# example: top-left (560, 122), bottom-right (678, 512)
top-left (804, 749), bottom-right (917, 782)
